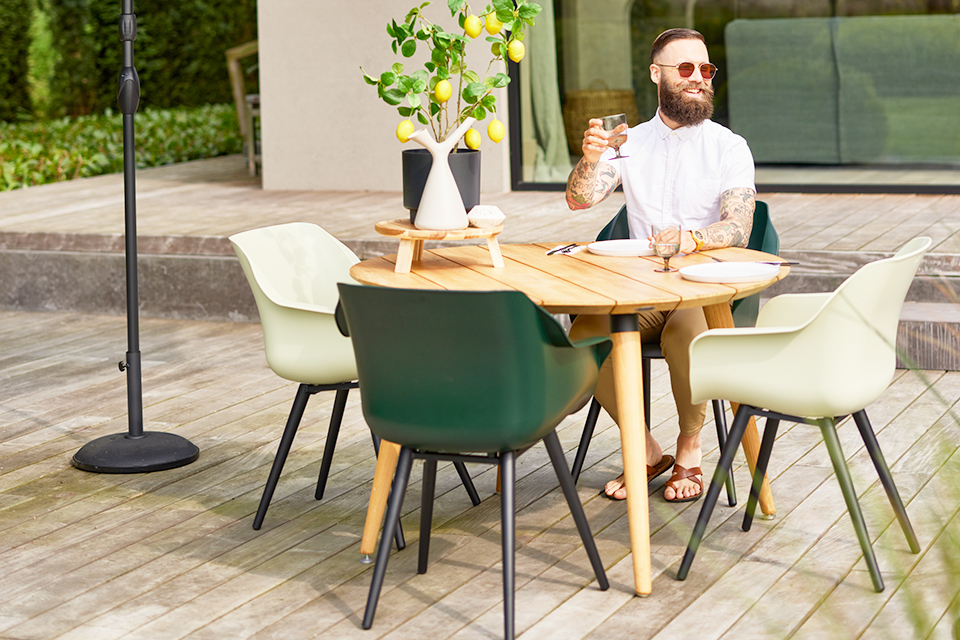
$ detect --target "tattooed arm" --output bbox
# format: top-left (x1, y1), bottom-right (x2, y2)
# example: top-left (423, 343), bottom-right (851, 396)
top-left (695, 187), bottom-right (755, 250)
top-left (565, 118), bottom-right (624, 210)
top-left (565, 157), bottom-right (621, 210)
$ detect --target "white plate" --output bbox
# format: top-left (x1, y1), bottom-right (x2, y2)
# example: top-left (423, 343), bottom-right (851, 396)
top-left (679, 262), bottom-right (781, 284)
top-left (586, 239), bottom-right (655, 257)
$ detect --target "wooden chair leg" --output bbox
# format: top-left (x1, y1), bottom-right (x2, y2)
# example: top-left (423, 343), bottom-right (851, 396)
top-left (253, 384), bottom-right (311, 530)
top-left (315, 387), bottom-right (350, 500)
top-left (819, 418), bottom-right (884, 592)
top-left (678, 405), bottom-right (752, 580)
top-left (852, 410), bottom-right (920, 553)
top-left (363, 447), bottom-right (414, 630)
top-left (500, 450), bottom-right (516, 640)
top-left (361, 440), bottom-right (403, 559)
top-left (743, 418), bottom-right (779, 531)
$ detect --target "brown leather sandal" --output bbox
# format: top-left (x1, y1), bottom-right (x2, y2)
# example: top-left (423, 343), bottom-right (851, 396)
top-left (664, 464), bottom-right (703, 503)
top-left (600, 454), bottom-right (675, 501)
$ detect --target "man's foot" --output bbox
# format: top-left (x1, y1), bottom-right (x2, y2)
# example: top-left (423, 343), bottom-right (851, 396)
top-left (600, 454), bottom-right (675, 501)
top-left (664, 433), bottom-right (703, 502)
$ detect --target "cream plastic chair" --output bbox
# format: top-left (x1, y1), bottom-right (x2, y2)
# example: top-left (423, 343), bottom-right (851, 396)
top-left (677, 237), bottom-right (930, 592)
top-left (231, 222), bottom-right (363, 530)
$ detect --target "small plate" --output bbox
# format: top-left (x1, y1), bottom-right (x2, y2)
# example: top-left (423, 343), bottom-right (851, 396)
top-left (586, 239), bottom-right (655, 257)
top-left (679, 262), bottom-right (781, 284)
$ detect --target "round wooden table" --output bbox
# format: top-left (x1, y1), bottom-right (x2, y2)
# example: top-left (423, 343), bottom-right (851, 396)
top-left (351, 241), bottom-right (789, 596)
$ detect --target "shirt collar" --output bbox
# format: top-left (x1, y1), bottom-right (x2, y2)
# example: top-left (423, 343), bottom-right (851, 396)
top-left (654, 110), bottom-right (707, 141)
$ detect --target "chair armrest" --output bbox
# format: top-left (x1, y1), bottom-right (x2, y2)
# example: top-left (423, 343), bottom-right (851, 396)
top-left (756, 292), bottom-right (832, 328)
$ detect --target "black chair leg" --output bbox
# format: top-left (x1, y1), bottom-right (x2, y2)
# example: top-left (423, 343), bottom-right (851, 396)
top-left (743, 418), bottom-right (779, 531)
top-left (500, 450), bottom-right (516, 640)
top-left (363, 446), bottom-right (414, 629)
top-left (543, 431), bottom-right (609, 590)
top-left (253, 384), bottom-right (311, 530)
top-left (315, 387), bottom-right (350, 500)
top-left (678, 405), bottom-right (752, 580)
top-left (819, 418), bottom-right (884, 592)
top-left (642, 356), bottom-right (651, 431)
top-left (852, 410), bottom-right (920, 553)
top-left (419, 459), bottom-right (438, 574)
top-left (453, 461), bottom-right (481, 506)
top-left (712, 400), bottom-right (737, 507)
top-left (571, 398), bottom-right (601, 484)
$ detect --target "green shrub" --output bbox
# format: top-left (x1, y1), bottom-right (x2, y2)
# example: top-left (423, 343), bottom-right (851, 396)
top-left (0, 0), bottom-right (34, 121)
top-left (0, 103), bottom-right (242, 191)
top-left (44, 0), bottom-right (257, 118)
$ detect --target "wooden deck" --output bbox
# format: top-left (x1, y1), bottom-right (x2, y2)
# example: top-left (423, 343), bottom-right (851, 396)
top-left (1, 308), bottom-right (959, 639)
top-left (2, 155), bottom-right (960, 639)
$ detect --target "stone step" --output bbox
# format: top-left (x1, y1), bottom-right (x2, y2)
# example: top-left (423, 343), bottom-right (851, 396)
top-left (2, 239), bottom-right (958, 369)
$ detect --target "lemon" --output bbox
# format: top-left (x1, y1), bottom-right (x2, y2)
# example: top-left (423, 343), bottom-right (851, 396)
top-left (485, 13), bottom-right (502, 35)
top-left (464, 128), bottom-right (481, 150)
top-left (507, 40), bottom-right (525, 63)
top-left (434, 79), bottom-right (453, 103)
top-left (464, 15), bottom-right (482, 38)
top-left (487, 119), bottom-right (505, 143)
top-left (396, 119), bottom-right (415, 143)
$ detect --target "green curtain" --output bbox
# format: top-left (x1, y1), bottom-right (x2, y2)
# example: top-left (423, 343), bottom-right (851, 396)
top-left (528, 0), bottom-right (572, 181)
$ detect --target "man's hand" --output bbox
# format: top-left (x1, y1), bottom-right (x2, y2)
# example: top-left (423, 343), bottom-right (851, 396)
top-left (565, 119), bottom-right (624, 211)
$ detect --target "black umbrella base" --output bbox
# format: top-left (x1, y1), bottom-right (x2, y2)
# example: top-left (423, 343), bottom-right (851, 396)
top-left (72, 431), bottom-right (199, 473)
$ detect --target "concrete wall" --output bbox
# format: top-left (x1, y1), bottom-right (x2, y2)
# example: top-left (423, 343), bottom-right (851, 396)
top-left (257, 0), bottom-right (511, 194)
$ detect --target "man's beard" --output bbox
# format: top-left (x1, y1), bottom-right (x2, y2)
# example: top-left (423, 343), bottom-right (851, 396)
top-left (659, 80), bottom-right (714, 127)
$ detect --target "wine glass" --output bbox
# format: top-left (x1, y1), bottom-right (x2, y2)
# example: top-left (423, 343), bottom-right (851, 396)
top-left (601, 113), bottom-right (629, 159)
top-left (651, 224), bottom-right (680, 272)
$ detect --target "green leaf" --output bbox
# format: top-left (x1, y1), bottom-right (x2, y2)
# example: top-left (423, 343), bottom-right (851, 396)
top-left (392, 41), bottom-right (398, 55)
top-left (386, 21), bottom-right (397, 37)
top-left (398, 106), bottom-right (413, 116)
top-left (392, 63), bottom-right (404, 75)
top-left (430, 102), bottom-right (441, 116)
top-left (416, 28), bottom-right (430, 40)
top-left (408, 93), bottom-right (421, 109)
top-left (417, 111), bottom-right (430, 125)
top-left (380, 71), bottom-right (398, 86)
top-left (397, 76), bottom-right (413, 92)
top-left (361, 71), bottom-right (380, 86)
top-left (425, 61), bottom-right (436, 72)
top-left (492, 0), bottom-right (512, 12)
top-left (382, 88), bottom-right (406, 105)
top-left (481, 95), bottom-right (496, 108)
top-left (518, 3), bottom-right (541, 21)
top-left (437, 67), bottom-right (450, 80)
top-left (431, 46), bottom-right (447, 66)
top-left (471, 104), bottom-right (487, 120)
top-left (401, 39), bottom-right (417, 57)
top-left (435, 32), bottom-right (452, 48)
top-left (448, 0), bottom-right (466, 13)
top-left (463, 70), bottom-right (481, 84)
top-left (463, 82), bottom-right (486, 104)
top-left (412, 69), bottom-right (429, 83)
top-left (493, 72), bottom-right (510, 88)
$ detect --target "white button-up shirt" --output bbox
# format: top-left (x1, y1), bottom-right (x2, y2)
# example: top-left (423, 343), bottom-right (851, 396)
top-left (600, 111), bottom-right (755, 239)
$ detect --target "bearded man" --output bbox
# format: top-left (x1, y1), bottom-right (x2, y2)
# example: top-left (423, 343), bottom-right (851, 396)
top-left (565, 28), bottom-right (756, 503)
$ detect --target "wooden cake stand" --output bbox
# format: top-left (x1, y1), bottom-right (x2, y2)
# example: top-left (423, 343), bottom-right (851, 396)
top-left (374, 219), bottom-right (505, 274)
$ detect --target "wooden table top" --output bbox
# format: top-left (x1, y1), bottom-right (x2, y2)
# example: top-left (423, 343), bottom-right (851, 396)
top-left (350, 243), bottom-right (790, 315)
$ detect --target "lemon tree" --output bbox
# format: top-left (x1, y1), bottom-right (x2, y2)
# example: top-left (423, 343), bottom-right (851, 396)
top-left (361, 0), bottom-right (542, 145)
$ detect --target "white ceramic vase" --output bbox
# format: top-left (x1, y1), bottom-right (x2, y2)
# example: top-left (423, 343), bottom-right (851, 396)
top-left (406, 117), bottom-right (476, 230)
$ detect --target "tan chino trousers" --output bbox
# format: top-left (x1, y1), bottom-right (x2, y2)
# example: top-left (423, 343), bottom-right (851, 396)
top-left (569, 308), bottom-right (708, 436)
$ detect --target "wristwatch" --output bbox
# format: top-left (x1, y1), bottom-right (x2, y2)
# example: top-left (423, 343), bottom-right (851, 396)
top-left (690, 229), bottom-right (705, 252)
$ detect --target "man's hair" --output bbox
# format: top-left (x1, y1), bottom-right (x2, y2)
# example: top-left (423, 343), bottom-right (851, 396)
top-left (650, 28), bottom-right (706, 63)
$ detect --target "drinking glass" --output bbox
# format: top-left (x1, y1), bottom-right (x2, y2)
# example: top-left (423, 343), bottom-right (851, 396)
top-left (651, 224), bottom-right (680, 272)
top-left (601, 113), bottom-right (629, 159)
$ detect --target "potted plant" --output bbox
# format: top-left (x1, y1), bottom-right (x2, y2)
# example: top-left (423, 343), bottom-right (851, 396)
top-left (362, 0), bottom-right (541, 225)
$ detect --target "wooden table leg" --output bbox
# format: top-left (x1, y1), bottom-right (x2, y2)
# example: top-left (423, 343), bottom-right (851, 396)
top-left (610, 314), bottom-right (651, 596)
top-left (360, 440), bottom-right (402, 560)
top-left (487, 236), bottom-right (505, 268)
top-left (702, 302), bottom-right (776, 517)
top-left (413, 239), bottom-right (424, 262)
top-left (395, 240), bottom-right (416, 274)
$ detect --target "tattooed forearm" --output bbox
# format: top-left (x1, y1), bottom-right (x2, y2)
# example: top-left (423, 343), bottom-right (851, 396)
top-left (565, 158), bottom-right (620, 210)
top-left (700, 187), bottom-right (755, 249)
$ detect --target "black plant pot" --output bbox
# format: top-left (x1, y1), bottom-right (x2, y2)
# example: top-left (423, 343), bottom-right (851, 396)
top-left (402, 148), bottom-right (481, 225)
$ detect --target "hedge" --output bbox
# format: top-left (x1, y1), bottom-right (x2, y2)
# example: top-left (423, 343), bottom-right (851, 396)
top-left (0, 0), bottom-right (33, 121)
top-left (0, 103), bottom-right (242, 191)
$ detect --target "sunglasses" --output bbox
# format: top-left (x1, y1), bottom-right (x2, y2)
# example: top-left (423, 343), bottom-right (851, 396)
top-left (656, 62), bottom-right (718, 80)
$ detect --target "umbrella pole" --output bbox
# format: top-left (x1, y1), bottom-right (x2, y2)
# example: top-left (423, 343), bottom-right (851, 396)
top-left (71, 0), bottom-right (199, 473)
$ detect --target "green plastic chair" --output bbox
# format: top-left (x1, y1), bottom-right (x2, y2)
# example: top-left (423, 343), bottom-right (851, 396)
top-left (337, 284), bottom-right (610, 640)
top-left (570, 201), bottom-right (779, 507)
top-left (678, 237), bottom-right (930, 592)
top-left (231, 223), bottom-right (479, 536)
